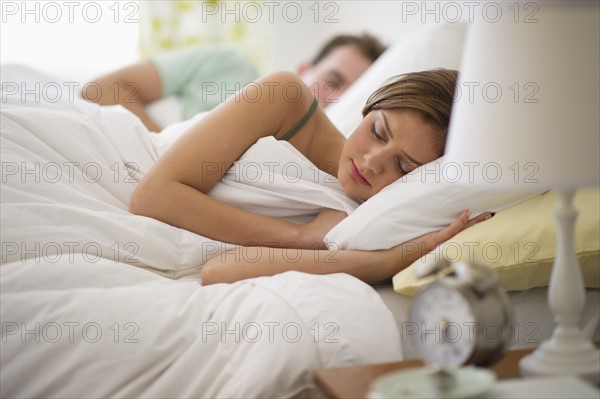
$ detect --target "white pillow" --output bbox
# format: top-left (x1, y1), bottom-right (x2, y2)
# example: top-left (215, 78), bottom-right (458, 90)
top-left (322, 21), bottom-right (537, 251)
top-left (145, 95), bottom-right (184, 131)
top-left (325, 22), bottom-right (468, 137)
top-left (324, 157), bottom-right (544, 250)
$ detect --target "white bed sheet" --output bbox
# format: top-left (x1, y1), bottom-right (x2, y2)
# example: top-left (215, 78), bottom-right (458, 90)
top-left (0, 66), bottom-right (403, 398)
top-left (1, 258), bottom-right (402, 398)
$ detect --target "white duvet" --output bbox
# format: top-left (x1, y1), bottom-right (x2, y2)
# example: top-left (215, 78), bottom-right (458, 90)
top-left (0, 66), bottom-right (402, 398)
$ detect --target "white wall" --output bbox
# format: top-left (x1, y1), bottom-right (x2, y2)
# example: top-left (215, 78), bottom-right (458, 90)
top-left (1, 0), bottom-right (140, 82)
top-left (1, 0), bottom-right (448, 82)
top-left (270, 1), bottom-right (433, 72)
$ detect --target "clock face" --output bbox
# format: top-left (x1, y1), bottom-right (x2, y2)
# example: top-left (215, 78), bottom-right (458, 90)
top-left (410, 283), bottom-right (477, 367)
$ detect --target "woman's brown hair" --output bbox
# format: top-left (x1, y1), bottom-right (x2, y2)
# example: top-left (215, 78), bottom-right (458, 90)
top-left (362, 69), bottom-right (459, 144)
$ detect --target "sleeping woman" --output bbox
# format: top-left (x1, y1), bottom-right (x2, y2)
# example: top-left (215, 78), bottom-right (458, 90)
top-left (129, 69), bottom-right (491, 285)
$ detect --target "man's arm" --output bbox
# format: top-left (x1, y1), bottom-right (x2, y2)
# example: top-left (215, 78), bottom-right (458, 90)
top-left (81, 62), bottom-right (163, 132)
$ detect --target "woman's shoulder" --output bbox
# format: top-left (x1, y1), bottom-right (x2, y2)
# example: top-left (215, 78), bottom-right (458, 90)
top-left (258, 74), bottom-right (344, 172)
top-left (250, 71), bottom-right (315, 113)
top-left (233, 70), bottom-right (344, 170)
top-left (254, 70), bottom-right (305, 88)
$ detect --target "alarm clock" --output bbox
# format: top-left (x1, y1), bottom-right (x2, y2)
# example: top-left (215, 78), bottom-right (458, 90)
top-left (368, 261), bottom-right (513, 398)
top-left (409, 259), bottom-right (514, 368)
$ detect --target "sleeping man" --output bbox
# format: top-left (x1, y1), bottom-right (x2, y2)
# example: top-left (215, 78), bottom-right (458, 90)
top-left (82, 33), bottom-right (386, 133)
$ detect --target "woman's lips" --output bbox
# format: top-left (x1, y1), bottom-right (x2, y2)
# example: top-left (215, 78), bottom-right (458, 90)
top-left (351, 160), bottom-right (370, 186)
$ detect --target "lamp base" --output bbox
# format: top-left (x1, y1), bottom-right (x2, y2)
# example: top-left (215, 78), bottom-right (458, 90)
top-left (519, 329), bottom-right (600, 384)
top-left (519, 188), bottom-right (600, 385)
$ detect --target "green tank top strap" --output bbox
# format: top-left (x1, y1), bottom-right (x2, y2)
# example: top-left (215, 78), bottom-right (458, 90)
top-left (279, 97), bottom-right (319, 141)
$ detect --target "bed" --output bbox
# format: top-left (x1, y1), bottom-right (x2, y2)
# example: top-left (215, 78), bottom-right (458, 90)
top-left (0, 65), bottom-right (406, 398)
top-left (2, 20), bottom-right (599, 398)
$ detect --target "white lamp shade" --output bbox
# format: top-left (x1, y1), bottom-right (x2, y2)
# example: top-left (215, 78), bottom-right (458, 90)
top-left (445, 2), bottom-right (600, 188)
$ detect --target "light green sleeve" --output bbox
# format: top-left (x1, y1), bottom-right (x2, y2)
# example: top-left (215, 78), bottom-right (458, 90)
top-left (150, 45), bottom-right (260, 117)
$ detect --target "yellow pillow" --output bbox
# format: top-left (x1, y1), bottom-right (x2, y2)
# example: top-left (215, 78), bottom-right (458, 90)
top-left (393, 189), bottom-right (600, 296)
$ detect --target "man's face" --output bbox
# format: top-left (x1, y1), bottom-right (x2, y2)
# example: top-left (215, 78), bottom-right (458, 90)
top-left (298, 44), bottom-right (373, 108)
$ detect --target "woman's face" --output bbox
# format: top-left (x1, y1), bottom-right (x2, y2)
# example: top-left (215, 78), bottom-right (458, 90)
top-left (338, 108), bottom-right (442, 200)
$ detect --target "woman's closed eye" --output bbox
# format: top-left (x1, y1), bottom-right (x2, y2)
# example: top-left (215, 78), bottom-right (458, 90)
top-left (370, 122), bottom-right (386, 142)
top-left (371, 123), bottom-right (413, 175)
top-left (325, 80), bottom-right (340, 91)
top-left (397, 158), bottom-right (415, 175)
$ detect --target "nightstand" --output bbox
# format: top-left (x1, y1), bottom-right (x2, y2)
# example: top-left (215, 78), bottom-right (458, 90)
top-left (314, 344), bottom-right (600, 399)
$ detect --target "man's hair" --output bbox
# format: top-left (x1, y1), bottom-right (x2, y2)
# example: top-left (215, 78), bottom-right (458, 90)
top-left (311, 33), bottom-right (387, 65)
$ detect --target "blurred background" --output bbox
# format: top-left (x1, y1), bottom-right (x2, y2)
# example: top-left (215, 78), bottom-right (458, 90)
top-left (1, 0), bottom-right (436, 82)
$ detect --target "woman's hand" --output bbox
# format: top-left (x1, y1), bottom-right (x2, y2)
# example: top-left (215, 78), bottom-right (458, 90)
top-left (419, 210), bottom-right (492, 254)
top-left (201, 210), bottom-right (492, 286)
top-left (296, 208), bottom-right (348, 250)
top-left (384, 210), bottom-right (493, 274)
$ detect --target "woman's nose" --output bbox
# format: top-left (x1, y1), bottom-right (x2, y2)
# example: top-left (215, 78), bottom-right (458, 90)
top-left (363, 149), bottom-right (386, 174)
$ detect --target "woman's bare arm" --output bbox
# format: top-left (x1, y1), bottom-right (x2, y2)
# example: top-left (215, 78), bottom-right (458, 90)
top-left (130, 72), bottom-right (332, 248)
top-left (200, 211), bottom-right (493, 285)
top-left (81, 62), bottom-right (163, 132)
